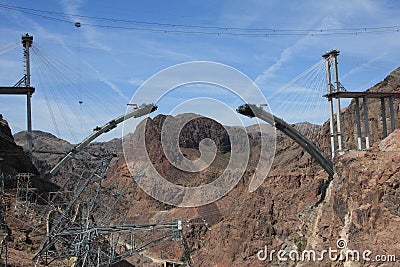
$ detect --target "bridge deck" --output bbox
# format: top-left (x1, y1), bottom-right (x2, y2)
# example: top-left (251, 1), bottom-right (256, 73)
top-left (237, 104), bottom-right (334, 178)
top-left (324, 91), bottom-right (400, 99)
top-left (0, 86), bottom-right (35, 94)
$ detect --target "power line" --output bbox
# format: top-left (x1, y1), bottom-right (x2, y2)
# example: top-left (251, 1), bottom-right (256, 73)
top-left (0, 3), bottom-right (399, 38)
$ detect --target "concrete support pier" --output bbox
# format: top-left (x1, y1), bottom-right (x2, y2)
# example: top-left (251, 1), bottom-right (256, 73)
top-left (355, 98), bottom-right (362, 150)
top-left (363, 96), bottom-right (370, 149)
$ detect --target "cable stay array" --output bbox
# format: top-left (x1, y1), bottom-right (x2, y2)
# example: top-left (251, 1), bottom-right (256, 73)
top-left (30, 44), bottom-right (127, 144)
top-left (256, 58), bottom-right (332, 157)
top-left (0, 41), bottom-right (19, 56)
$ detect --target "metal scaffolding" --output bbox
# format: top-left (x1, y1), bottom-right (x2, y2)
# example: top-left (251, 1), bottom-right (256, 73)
top-left (15, 173), bottom-right (37, 215)
top-left (0, 173), bottom-right (10, 266)
top-left (34, 154), bottom-right (187, 266)
top-left (323, 50), bottom-right (400, 153)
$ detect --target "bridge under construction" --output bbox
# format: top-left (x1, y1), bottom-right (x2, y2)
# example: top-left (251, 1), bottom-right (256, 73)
top-left (0, 33), bottom-right (399, 266)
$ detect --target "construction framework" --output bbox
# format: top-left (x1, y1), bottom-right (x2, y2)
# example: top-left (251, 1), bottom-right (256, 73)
top-left (323, 50), bottom-right (400, 152)
top-left (48, 103), bottom-right (157, 178)
top-left (34, 153), bottom-right (192, 267)
top-left (237, 104), bottom-right (334, 178)
top-left (0, 33), bottom-right (35, 156)
top-left (324, 91), bottom-right (400, 150)
top-left (322, 50), bottom-right (342, 158)
top-left (0, 173), bottom-right (10, 266)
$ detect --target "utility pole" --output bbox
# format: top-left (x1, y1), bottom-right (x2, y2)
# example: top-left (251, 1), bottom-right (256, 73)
top-left (22, 33), bottom-right (33, 157)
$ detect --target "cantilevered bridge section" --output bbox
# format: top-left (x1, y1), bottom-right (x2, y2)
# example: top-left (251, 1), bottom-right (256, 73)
top-left (48, 103), bottom-right (157, 178)
top-left (237, 104), bottom-right (334, 177)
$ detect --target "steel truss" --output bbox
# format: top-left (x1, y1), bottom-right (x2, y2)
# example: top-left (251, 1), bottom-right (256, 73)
top-left (34, 153), bottom-right (184, 266)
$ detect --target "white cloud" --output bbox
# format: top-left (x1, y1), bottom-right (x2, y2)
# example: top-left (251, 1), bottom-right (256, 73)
top-left (128, 78), bottom-right (145, 87)
top-left (99, 74), bottom-right (129, 102)
top-left (88, 65), bottom-right (129, 101)
top-left (255, 35), bottom-right (313, 84)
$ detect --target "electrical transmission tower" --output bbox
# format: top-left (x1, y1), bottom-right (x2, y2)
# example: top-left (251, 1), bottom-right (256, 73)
top-left (0, 173), bottom-right (10, 266)
top-left (33, 153), bottom-right (184, 266)
top-left (15, 173), bottom-right (37, 216)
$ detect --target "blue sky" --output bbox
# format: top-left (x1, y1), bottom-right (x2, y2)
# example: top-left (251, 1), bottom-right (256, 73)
top-left (0, 0), bottom-right (399, 143)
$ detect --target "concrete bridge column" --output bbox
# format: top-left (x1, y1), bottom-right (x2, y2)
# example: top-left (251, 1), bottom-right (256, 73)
top-left (363, 96), bottom-right (370, 149)
top-left (355, 98), bottom-right (362, 150)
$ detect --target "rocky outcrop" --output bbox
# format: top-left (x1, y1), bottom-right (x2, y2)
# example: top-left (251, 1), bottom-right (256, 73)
top-left (0, 115), bottom-right (38, 177)
top-left (0, 116), bottom-right (60, 267)
top-left (13, 130), bottom-right (123, 189)
top-left (107, 112), bottom-right (327, 266)
top-left (14, 130), bottom-right (72, 178)
top-left (307, 130), bottom-right (400, 267)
